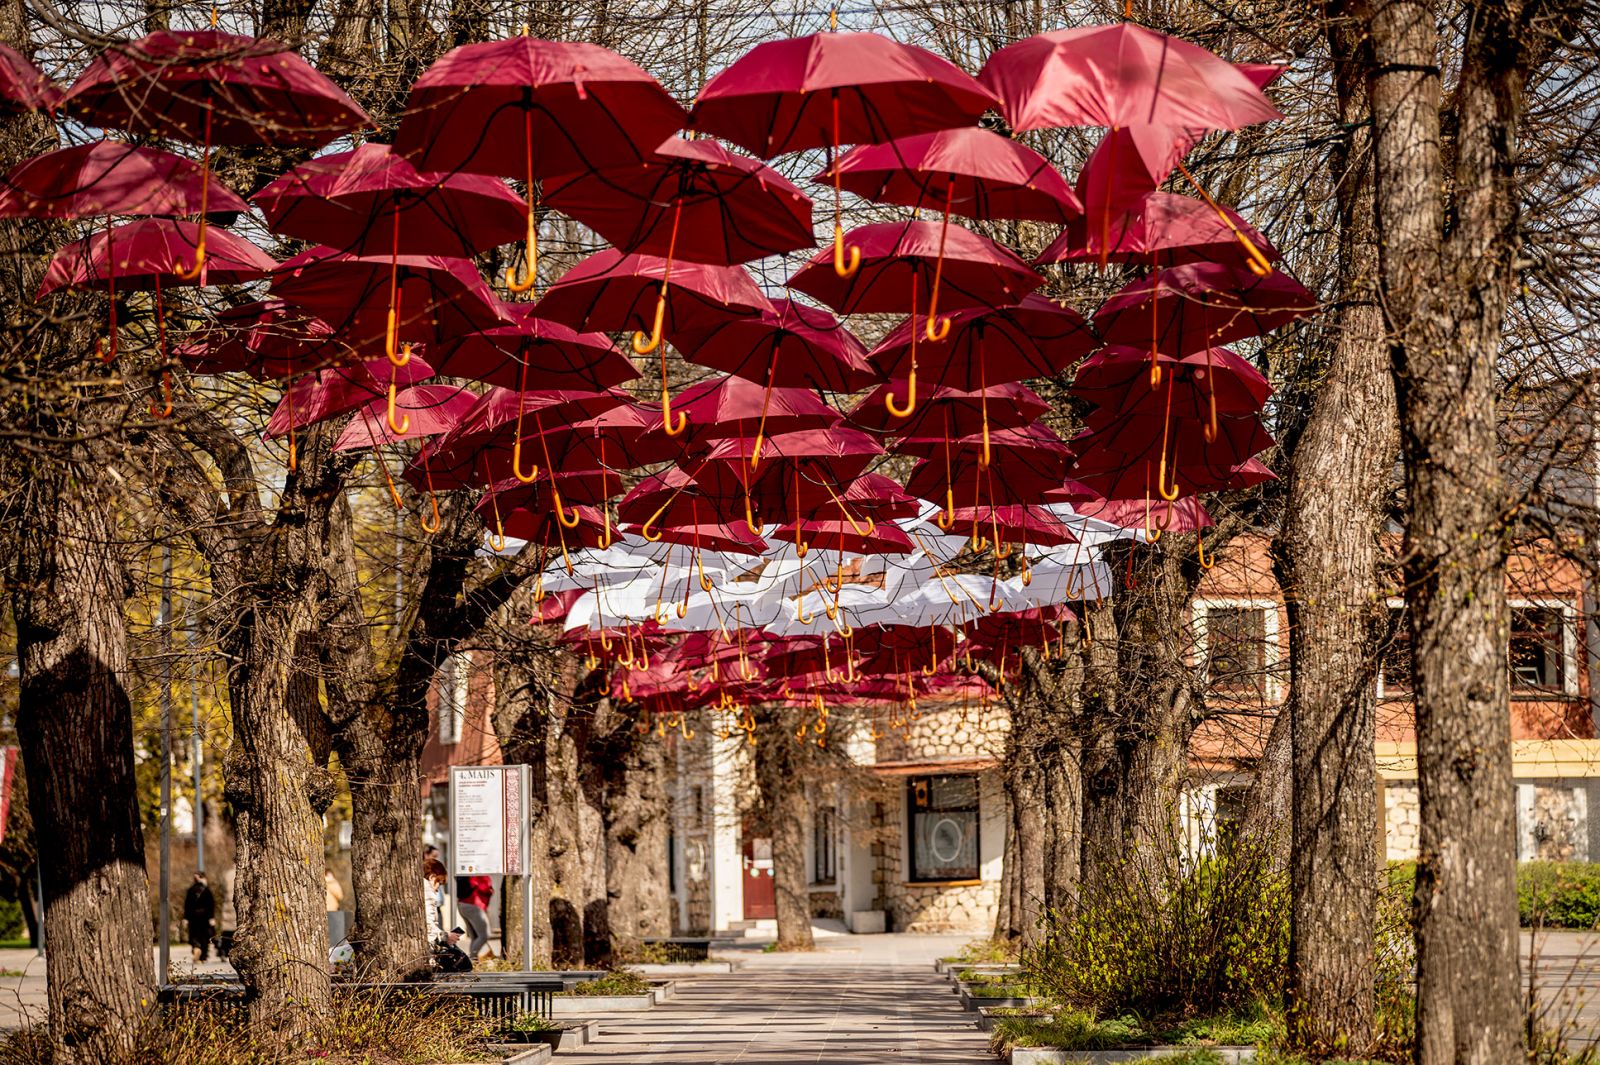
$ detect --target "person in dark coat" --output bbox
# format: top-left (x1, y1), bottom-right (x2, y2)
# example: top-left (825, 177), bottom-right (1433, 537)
top-left (183, 872), bottom-right (216, 963)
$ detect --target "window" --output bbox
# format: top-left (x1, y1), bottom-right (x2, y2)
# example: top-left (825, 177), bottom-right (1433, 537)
top-left (813, 805), bottom-right (837, 884)
top-left (1510, 606), bottom-right (1570, 693)
top-left (1206, 607), bottom-right (1269, 695)
top-left (907, 775), bottom-right (980, 882)
top-left (438, 651), bottom-right (471, 745)
top-left (1378, 605), bottom-right (1412, 696)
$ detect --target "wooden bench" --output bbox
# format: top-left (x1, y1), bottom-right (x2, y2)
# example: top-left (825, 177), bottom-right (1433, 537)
top-left (157, 976), bottom-right (562, 1022)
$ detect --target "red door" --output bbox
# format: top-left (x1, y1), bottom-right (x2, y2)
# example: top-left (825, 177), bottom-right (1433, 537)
top-left (741, 835), bottom-right (776, 920)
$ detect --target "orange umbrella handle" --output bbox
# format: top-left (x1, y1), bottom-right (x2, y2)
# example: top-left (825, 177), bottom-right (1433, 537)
top-left (175, 106), bottom-right (213, 282)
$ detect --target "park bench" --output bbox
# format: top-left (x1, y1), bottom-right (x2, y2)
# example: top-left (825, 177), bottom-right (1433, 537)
top-left (157, 975), bottom-right (562, 1022)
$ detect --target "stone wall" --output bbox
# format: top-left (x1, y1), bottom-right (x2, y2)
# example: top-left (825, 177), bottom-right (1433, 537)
top-left (1383, 782), bottom-right (1420, 862)
top-left (809, 889), bottom-right (843, 920)
top-left (875, 700), bottom-right (1008, 764)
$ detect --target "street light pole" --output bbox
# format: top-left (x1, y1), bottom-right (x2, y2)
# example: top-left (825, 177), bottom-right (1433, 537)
top-left (188, 603), bottom-right (203, 875)
top-left (158, 544), bottom-right (172, 987)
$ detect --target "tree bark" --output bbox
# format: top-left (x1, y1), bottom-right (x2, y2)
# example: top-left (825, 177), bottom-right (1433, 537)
top-left (1271, 14), bottom-right (1395, 1053)
top-left (1076, 599), bottom-right (1122, 893)
top-left (11, 471), bottom-right (155, 1062)
top-left (751, 706), bottom-right (814, 951)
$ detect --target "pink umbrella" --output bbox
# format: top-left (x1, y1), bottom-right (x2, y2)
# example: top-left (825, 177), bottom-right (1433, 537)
top-left (0, 43), bottom-right (61, 113)
top-left (671, 297), bottom-right (879, 394)
top-left (333, 384), bottom-right (480, 450)
top-left (655, 374), bottom-right (841, 461)
top-left (940, 504), bottom-right (1078, 548)
top-left (418, 400), bottom-right (671, 493)
top-left (978, 24), bottom-right (1282, 134)
top-left (265, 355), bottom-right (435, 439)
top-left (1093, 262), bottom-right (1317, 359)
top-left (178, 299), bottom-right (356, 380)
top-left (691, 31), bottom-right (996, 274)
top-left (818, 126), bottom-right (1081, 223)
top-left (771, 519), bottom-right (915, 556)
top-left (1037, 191), bottom-right (1279, 272)
top-left (426, 303), bottom-right (640, 392)
top-left (1075, 496), bottom-right (1214, 533)
top-left (0, 141), bottom-right (247, 219)
top-left (1072, 345), bottom-right (1271, 437)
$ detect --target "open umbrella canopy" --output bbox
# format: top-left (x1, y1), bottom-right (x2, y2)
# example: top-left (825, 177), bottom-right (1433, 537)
top-left (1074, 495), bottom-right (1214, 533)
top-left (979, 23), bottom-right (1282, 134)
top-left (1072, 345), bottom-right (1271, 418)
top-left (690, 32), bottom-right (995, 157)
top-left (671, 297), bottom-right (879, 394)
top-left (179, 299), bottom-right (356, 379)
top-left (939, 504), bottom-right (1078, 547)
top-left (848, 380), bottom-right (1050, 436)
top-left (423, 400), bottom-right (674, 493)
top-left (840, 474), bottom-right (923, 520)
top-left (772, 519), bottom-right (915, 556)
top-left (422, 386), bottom-right (631, 471)
top-left (1093, 262), bottom-right (1317, 355)
top-left (819, 127), bottom-right (1081, 223)
top-left (1037, 191), bottom-right (1280, 270)
top-left (894, 422), bottom-right (1072, 472)
top-left (61, 29), bottom-right (369, 147)
top-left (333, 384), bottom-right (479, 449)
top-left (272, 246), bottom-right (508, 345)
top-left (0, 141), bottom-right (248, 219)
top-left (691, 427), bottom-right (884, 524)
top-left (544, 137), bottom-right (814, 265)
top-left (0, 42), bottom-right (61, 113)
top-left (1079, 407), bottom-right (1274, 462)
top-left (905, 450), bottom-right (1072, 509)
top-left (1072, 451), bottom-right (1275, 500)
top-left (38, 217), bottom-right (274, 296)
top-left (253, 142), bottom-right (528, 258)
top-left (536, 249), bottom-right (771, 334)
top-left (622, 519), bottom-right (770, 556)
top-left (425, 303), bottom-right (640, 392)
top-left (788, 219), bottom-right (1041, 316)
top-left (265, 355), bottom-right (435, 437)
top-left (395, 37), bottom-right (687, 178)
top-left (866, 293), bottom-right (1094, 388)
top-left (658, 374), bottom-right (841, 448)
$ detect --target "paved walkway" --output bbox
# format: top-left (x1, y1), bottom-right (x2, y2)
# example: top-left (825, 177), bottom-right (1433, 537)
top-left (562, 933), bottom-right (993, 1064)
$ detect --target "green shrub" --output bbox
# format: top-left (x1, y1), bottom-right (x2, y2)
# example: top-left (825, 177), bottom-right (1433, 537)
top-left (942, 938), bottom-right (1017, 966)
top-left (568, 969), bottom-right (651, 996)
top-left (1519, 862), bottom-right (1600, 929)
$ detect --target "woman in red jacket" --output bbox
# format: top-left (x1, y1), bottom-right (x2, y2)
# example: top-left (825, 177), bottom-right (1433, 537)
top-left (454, 874), bottom-right (495, 959)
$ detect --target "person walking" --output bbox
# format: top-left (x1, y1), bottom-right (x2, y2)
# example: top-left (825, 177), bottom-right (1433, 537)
top-left (182, 872), bottom-right (215, 963)
top-left (455, 874), bottom-right (494, 960)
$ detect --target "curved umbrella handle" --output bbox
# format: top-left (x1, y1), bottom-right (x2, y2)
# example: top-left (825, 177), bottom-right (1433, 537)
top-left (386, 374), bottom-right (410, 436)
top-left (173, 219), bottom-right (208, 284)
top-left (937, 486), bottom-right (956, 530)
top-left (884, 365), bottom-right (917, 419)
top-left (1197, 529), bottom-right (1215, 570)
top-left (658, 386), bottom-right (687, 437)
top-left (553, 485), bottom-right (582, 529)
top-left (924, 314), bottom-right (950, 343)
top-left (1156, 455), bottom-right (1182, 502)
top-left (149, 370), bottom-right (174, 419)
top-left (632, 294), bottom-right (666, 355)
top-left (420, 489), bottom-right (442, 534)
top-left (832, 224), bottom-right (860, 279)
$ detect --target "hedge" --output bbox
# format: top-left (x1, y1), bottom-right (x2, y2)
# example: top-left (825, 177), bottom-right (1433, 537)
top-left (1388, 860), bottom-right (1600, 929)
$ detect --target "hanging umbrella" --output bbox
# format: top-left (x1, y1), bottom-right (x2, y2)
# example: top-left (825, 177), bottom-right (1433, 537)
top-left (1093, 262), bottom-right (1316, 362)
top-left (818, 126), bottom-right (1081, 224)
top-left (620, 519), bottom-right (770, 557)
top-left (536, 249), bottom-right (771, 432)
top-left (1074, 496), bottom-right (1214, 533)
top-left (265, 355), bottom-right (435, 438)
top-left (895, 422), bottom-right (1072, 472)
top-left (253, 142), bottom-right (528, 259)
top-left (420, 386), bottom-right (631, 483)
top-left (1072, 345), bottom-right (1271, 437)
top-left (840, 474), bottom-right (922, 520)
top-left (651, 374), bottom-right (841, 460)
top-left (788, 219), bottom-right (1041, 347)
top-left (545, 137), bottom-right (813, 266)
top-left (1072, 452), bottom-right (1275, 503)
top-left (1080, 406), bottom-right (1274, 465)
top-left (0, 141), bottom-right (247, 219)
top-left (670, 297), bottom-right (878, 395)
top-left (770, 519), bottom-right (915, 556)
top-left (333, 384), bottom-right (479, 450)
top-left (395, 37), bottom-right (688, 297)
top-left (978, 24), bottom-right (1282, 135)
top-left (0, 43), bottom-right (61, 113)
top-left (848, 380), bottom-right (1049, 437)
top-left (1037, 191), bottom-right (1279, 271)
top-left (691, 427), bottom-right (884, 544)
top-left (905, 450), bottom-right (1071, 513)
top-left (939, 504), bottom-right (1078, 547)
top-left (178, 299), bottom-right (356, 379)
top-left (426, 303), bottom-right (640, 392)
top-left (691, 30), bottom-right (996, 276)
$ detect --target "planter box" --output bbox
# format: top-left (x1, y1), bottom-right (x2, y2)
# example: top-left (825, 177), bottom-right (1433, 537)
top-left (482, 1047), bottom-right (552, 1065)
top-left (634, 961), bottom-right (734, 977)
top-left (648, 980), bottom-right (677, 1004)
top-left (491, 1020), bottom-right (599, 1053)
top-left (976, 1007), bottom-right (1052, 1033)
top-left (849, 909), bottom-right (886, 934)
top-left (959, 988), bottom-right (1035, 1011)
top-left (551, 993), bottom-right (654, 1013)
top-left (1011, 1047), bottom-right (1257, 1064)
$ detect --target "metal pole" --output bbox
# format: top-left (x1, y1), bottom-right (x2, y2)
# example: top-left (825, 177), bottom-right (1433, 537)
top-left (188, 603), bottom-right (203, 875)
top-left (522, 765), bottom-right (533, 972)
top-left (158, 543), bottom-right (173, 986)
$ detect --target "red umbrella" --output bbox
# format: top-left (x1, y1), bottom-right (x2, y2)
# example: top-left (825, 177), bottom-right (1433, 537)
top-left (692, 427), bottom-right (884, 542)
top-left (848, 380), bottom-right (1049, 437)
top-left (253, 142), bottom-right (528, 259)
top-left (864, 293), bottom-right (1091, 441)
top-left (178, 299), bottom-right (355, 379)
top-left (894, 422), bottom-right (1071, 474)
top-left (1072, 451), bottom-right (1275, 502)
top-left (1081, 408), bottom-right (1274, 471)
top-left (1038, 191), bottom-right (1279, 272)
top-left (840, 474), bottom-right (922, 520)
top-left (333, 384), bottom-right (479, 450)
top-left (265, 355), bottom-right (435, 438)
top-left (426, 303), bottom-right (640, 392)
top-left (771, 519), bottom-right (915, 556)
top-left (536, 250), bottom-right (771, 432)
top-left (1093, 262), bottom-right (1316, 365)
top-left (979, 24), bottom-right (1282, 134)
top-left (940, 504), bottom-right (1078, 547)
top-left (905, 449), bottom-right (1071, 516)
top-left (622, 519), bottom-right (770, 557)
top-left (395, 37), bottom-right (687, 296)
top-left (62, 30), bottom-right (370, 278)
top-left (419, 400), bottom-right (670, 493)
top-left (545, 137), bottom-right (813, 266)
top-left (692, 31), bottom-right (995, 275)
top-left (655, 374), bottom-right (841, 461)
top-left (422, 386), bottom-right (630, 484)
top-left (0, 141), bottom-right (247, 219)
top-left (618, 470), bottom-right (733, 535)
top-left (1075, 496), bottom-right (1214, 534)
top-left (0, 43), bottom-right (61, 113)
top-left (819, 127), bottom-right (1081, 224)
top-left (671, 297), bottom-right (878, 395)
top-left (1072, 345), bottom-right (1270, 437)
top-left (787, 220), bottom-right (1041, 362)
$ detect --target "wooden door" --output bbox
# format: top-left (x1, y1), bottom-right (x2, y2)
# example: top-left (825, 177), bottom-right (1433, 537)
top-left (741, 835), bottom-right (776, 920)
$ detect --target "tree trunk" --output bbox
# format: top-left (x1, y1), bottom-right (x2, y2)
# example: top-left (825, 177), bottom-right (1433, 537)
top-left (12, 472), bottom-right (154, 1062)
top-left (752, 707), bottom-right (814, 951)
top-left (1076, 599), bottom-right (1122, 893)
top-left (1235, 706), bottom-right (1292, 873)
top-left (1272, 16), bottom-right (1395, 1053)
top-left (602, 720), bottom-right (671, 959)
top-left (1040, 738), bottom-right (1083, 916)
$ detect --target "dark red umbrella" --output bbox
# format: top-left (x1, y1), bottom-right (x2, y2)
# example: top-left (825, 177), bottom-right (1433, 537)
top-left (940, 504), bottom-right (1077, 547)
top-left (1081, 408), bottom-right (1274, 473)
top-left (654, 374), bottom-right (841, 463)
top-left (905, 448), bottom-right (1071, 516)
top-left (691, 427), bottom-right (883, 541)
top-left (787, 220), bottom-right (1041, 359)
top-left (0, 43), bottom-right (61, 113)
top-left (1072, 345), bottom-right (1270, 438)
top-left (819, 127), bottom-right (1080, 224)
top-left (771, 519), bottom-right (915, 556)
top-left (178, 299), bottom-right (355, 379)
top-left (395, 37), bottom-right (687, 295)
top-left (334, 384), bottom-right (479, 450)
top-left (265, 355), bottom-right (435, 439)
top-left (979, 24), bottom-right (1282, 134)
top-left (1037, 191), bottom-right (1279, 272)
top-left (622, 519), bottom-right (770, 557)
top-left (0, 141), bottom-right (247, 219)
top-left (671, 297), bottom-right (878, 395)
top-left (894, 422), bottom-right (1071, 475)
top-left (545, 137), bottom-right (813, 265)
top-left (426, 303), bottom-right (640, 392)
top-left (1072, 451), bottom-right (1275, 502)
top-left (1075, 496), bottom-right (1214, 534)
top-left (692, 31), bottom-right (995, 276)
top-left (420, 387), bottom-right (630, 489)
top-left (618, 469), bottom-right (733, 536)
top-left (536, 250), bottom-right (771, 433)
top-left (848, 380), bottom-right (1049, 437)
top-left (253, 142), bottom-right (527, 259)
top-left (419, 400), bottom-right (671, 493)
top-left (840, 474), bottom-right (922, 520)
top-left (1093, 262), bottom-right (1317, 359)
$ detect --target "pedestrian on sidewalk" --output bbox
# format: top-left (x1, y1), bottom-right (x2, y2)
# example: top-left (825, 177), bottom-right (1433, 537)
top-left (455, 874), bottom-right (494, 959)
top-left (425, 858), bottom-right (471, 973)
top-left (183, 872), bottom-right (215, 963)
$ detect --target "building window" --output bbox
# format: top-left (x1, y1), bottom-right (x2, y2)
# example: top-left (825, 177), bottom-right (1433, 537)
top-left (438, 651), bottom-right (471, 745)
top-left (1510, 605), bottom-right (1571, 694)
top-left (1378, 604), bottom-right (1412, 697)
top-left (907, 775), bottom-right (980, 882)
top-left (813, 805), bottom-right (836, 884)
top-left (1205, 606), bottom-right (1269, 696)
